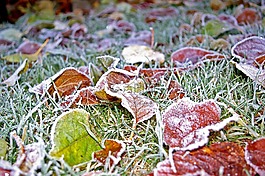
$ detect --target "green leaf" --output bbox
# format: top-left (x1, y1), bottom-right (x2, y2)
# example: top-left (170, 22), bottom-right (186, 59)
top-left (89, 63), bottom-right (103, 85)
top-left (0, 28), bottom-right (23, 41)
top-left (202, 20), bottom-right (232, 37)
top-left (50, 109), bottom-right (101, 166)
top-left (0, 139), bottom-right (8, 158)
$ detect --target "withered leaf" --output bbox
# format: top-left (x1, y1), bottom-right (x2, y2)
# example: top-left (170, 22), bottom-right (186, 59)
top-left (145, 7), bottom-right (178, 23)
top-left (93, 139), bottom-right (126, 167)
top-left (61, 87), bottom-right (99, 108)
top-left (162, 98), bottom-right (238, 150)
top-left (153, 142), bottom-right (255, 176)
top-left (30, 67), bottom-right (92, 97)
top-left (245, 137), bottom-right (265, 175)
top-left (171, 47), bottom-right (225, 67)
top-left (110, 91), bottom-right (158, 124)
top-left (231, 36), bottom-right (265, 66)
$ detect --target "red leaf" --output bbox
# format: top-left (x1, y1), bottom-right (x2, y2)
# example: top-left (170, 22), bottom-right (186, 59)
top-left (231, 36), bottom-right (265, 66)
top-left (124, 30), bottom-right (152, 46)
top-left (162, 98), bottom-right (238, 150)
top-left (245, 137), bottom-right (265, 175)
top-left (171, 47), bottom-right (225, 66)
top-left (236, 8), bottom-right (261, 25)
top-left (153, 142), bottom-right (255, 176)
top-left (93, 139), bottom-right (125, 167)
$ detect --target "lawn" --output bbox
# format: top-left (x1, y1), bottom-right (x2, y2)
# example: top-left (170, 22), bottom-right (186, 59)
top-left (0, 0), bottom-right (265, 175)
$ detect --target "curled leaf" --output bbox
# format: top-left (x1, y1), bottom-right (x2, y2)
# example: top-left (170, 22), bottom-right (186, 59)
top-left (50, 109), bottom-right (101, 166)
top-left (153, 142), bottom-right (255, 175)
top-left (245, 137), bottom-right (265, 175)
top-left (1, 59), bottom-right (29, 86)
top-left (162, 98), bottom-right (238, 150)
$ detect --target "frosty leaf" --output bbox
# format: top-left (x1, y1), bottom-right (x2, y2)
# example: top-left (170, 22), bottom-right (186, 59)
top-left (50, 109), bottom-right (101, 166)
top-left (245, 137), bottom-right (265, 175)
top-left (0, 28), bottom-right (23, 41)
top-left (122, 45), bottom-right (165, 64)
top-left (236, 8), bottom-right (261, 25)
top-left (168, 80), bottom-right (185, 100)
top-left (0, 139), bottom-right (8, 158)
top-left (88, 63), bottom-right (103, 85)
top-left (11, 131), bottom-right (45, 175)
top-left (232, 62), bottom-right (265, 88)
top-left (171, 47), bottom-right (225, 66)
top-left (96, 55), bottom-right (120, 72)
top-left (93, 139), bottom-right (126, 167)
top-left (0, 160), bottom-right (16, 176)
top-left (153, 142), bottom-right (255, 175)
top-left (231, 36), bottom-right (265, 65)
top-left (113, 91), bottom-right (158, 124)
top-left (30, 67), bottom-right (92, 97)
top-left (1, 59), bottom-right (29, 86)
top-left (61, 87), bottom-right (99, 108)
top-left (162, 98), bottom-right (238, 150)
top-left (95, 68), bottom-right (136, 91)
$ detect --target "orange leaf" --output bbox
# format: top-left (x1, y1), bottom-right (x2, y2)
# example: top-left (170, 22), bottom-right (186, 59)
top-left (236, 8), bottom-right (261, 25)
top-left (93, 139), bottom-right (125, 167)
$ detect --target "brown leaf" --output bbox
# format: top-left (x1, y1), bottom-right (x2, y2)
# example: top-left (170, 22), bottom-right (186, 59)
top-left (153, 142), bottom-right (255, 175)
top-left (171, 47), bottom-right (225, 67)
top-left (124, 30), bottom-right (152, 46)
top-left (30, 67), bottom-right (92, 97)
top-left (231, 36), bottom-right (265, 66)
top-left (168, 80), bottom-right (185, 100)
top-left (115, 91), bottom-right (158, 124)
top-left (61, 87), bottom-right (99, 107)
top-left (162, 98), bottom-right (238, 150)
top-left (93, 139), bottom-right (125, 167)
top-left (245, 137), bottom-right (265, 175)
top-left (236, 8), bottom-right (261, 25)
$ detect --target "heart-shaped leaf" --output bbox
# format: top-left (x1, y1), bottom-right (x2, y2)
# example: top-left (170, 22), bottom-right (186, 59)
top-left (163, 98), bottom-right (238, 150)
top-left (50, 109), bottom-right (101, 166)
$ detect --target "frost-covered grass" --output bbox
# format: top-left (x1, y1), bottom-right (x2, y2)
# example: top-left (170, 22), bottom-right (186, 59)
top-left (0, 2), bottom-right (265, 175)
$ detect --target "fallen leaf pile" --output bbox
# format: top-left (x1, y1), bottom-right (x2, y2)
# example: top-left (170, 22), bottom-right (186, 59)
top-left (0, 0), bottom-right (265, 175)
